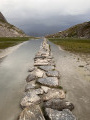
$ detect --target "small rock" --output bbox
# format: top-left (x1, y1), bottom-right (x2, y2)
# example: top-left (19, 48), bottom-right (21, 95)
top-left (45, 108), bottom-right (76, 120)
top-left (47, 56), bottom-right (53, 59)
top-left (34, 58), bottom-right (54, 66)
top-left (35, 68), bottom-right (45, 78)
top-left (28, 67), bottom-right (35, 72)
top-left (37, 77), bottom-right (59, 87)
top-left (34, 56), bottom-right (46, 59)
top-left (34, 61), bottom-right (49, 66)
top-left (79, 65), bottom-right (84, 67)
top-left (46, 70), bottom-right (60, 78)
top-left (20, 91), bottom-right (41, 108)
top-left (43, 89), bottom-right (65, 101)
top-left (26, 73), bottom-right (36, 82)
top-left (36, 51), bottom-right (50, 57)
top-left (34, 88), bottom-right (44, 95)
top-left (25, 83), bottom-right (36, 91)
top-left (34, 59), bottom-right (48, 63)
top-left (25, 88), bottom-right (44, 95)
top-left (39, 66), bottom-right (55, 71)
top-left (41, 86), bottom-right (50, 93)
top-left (19, 105), bottom-right (45, 120)
top-left (44, 98), bottom-right (74, 111)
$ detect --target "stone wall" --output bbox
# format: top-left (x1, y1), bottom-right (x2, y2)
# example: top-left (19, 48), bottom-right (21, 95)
top-left (18, 38), bottom-right (76, 120)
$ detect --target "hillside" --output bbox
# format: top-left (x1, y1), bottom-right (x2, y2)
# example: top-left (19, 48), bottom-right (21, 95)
top-left (46, 21), bottom-right (90, 38)
top-left (0, 12), bottom-right (27, 37)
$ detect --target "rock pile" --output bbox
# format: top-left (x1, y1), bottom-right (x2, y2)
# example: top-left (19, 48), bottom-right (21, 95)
top-left (18, 38), bottom-right (76, 120)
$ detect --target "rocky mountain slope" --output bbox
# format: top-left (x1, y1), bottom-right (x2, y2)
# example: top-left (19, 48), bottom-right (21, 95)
top-left (0, 12), bottom-right (27, 37)
top-left (46, 21), bottom-right (90, 38)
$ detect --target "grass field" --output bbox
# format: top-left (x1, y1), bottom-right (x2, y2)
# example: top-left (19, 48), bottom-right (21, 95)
top-left (0, 37), bottom-right (34, 49)
top-left (48, 38), bottom-right (90, 53)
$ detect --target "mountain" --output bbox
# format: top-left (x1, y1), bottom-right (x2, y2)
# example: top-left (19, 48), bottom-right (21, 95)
top-left (0, 12), bottom-right (28, 37)
top-left (46, 21), bottom-right (90, 39)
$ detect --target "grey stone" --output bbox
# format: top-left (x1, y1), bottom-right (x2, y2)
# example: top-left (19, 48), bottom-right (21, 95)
top-left (34, 55), bottom-right (53, 60)
top-left (44, 98), bottom-right (74, 111)
top-left (26, 74), bottom-right (36, 82)
top-left (34, 58), bottom-right (54, 66)
top-left (39, 66), bottom-right (55, 71)
top-left (35, 88), bottom-right (44, 95)
top-left (25, 83), bottom-right (36, 91)
top-left (28, 67), bottom-right (35, 72)
top-left (79, 65), bottom-right (84, 67)
top-left (45, 108), bottom-right (76, 120)
top-left (34, 56), bottom-right (47, 59)
top-left (34, 58), bottom-right (48, 63)
top-left (37, 77), bottom-right (59, 87)
top-left (46, 70), bottom-right (60, 78)
top-left (31, 88), bottom-right (44, 95)
top-left (47, 56), bottom-right (53, 59)
top-left (25, 88), bottom-right (44, 95)
top-left (20, 91), bottom-right (41, 108)
top-left (36, 51), bottom-right (50, 57)
top-left (43, 89), bottom-right (65, 101)
top-left (50, 62), bottom-right (56, 66)
top-left (19, 105), bottom-right (45, 120)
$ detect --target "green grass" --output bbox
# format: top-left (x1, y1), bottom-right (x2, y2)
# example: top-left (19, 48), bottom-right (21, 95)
top-left (48, 38), bottom-right (90, 53)
top-left (0, 37), bottom-right (34, 49)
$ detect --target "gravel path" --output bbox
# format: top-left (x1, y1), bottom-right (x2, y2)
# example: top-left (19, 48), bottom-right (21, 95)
top-left (50, 42), bottom-right (90, 120)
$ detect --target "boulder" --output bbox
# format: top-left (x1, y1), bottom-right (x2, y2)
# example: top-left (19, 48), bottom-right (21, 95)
top-left (20, 91), bottom-right (41, 108)
top-left (43, 89), bottom-right (65, 101)
top-left (46, 70), bottom-right (60, 78)
top-left (44, 98), bottom-right (74, 111)
top-left (39, 66), bottom-right (55, 71)
top-left (37, 77), bottom-right (59, 87)
top-left (19, 105), bottom-right (45, 120)
top-left (26, 74), bottom-right (36, 82)
top-left (45, 108), bottom-right (76, 120)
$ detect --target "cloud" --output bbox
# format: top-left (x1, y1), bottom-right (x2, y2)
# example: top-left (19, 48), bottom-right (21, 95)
top-left (0, 0), bottom-right (90, 36)
top-left (1, 0), bottom-right (90, 17)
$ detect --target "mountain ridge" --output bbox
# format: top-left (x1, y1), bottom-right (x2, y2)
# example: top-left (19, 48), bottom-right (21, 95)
top-left (0, 12), bottom-right (28, 37)
top-left (46, 21), bottom-right (90, 39)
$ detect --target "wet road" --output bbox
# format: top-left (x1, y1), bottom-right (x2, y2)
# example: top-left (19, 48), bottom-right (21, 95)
top-left (0, 39), bottom-right (43, 120)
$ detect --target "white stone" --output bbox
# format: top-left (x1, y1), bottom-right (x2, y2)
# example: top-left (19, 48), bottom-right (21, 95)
top-left (35, 68), bottom-right (44, 78)
top-left (41, 86), bottom-right (50, 93)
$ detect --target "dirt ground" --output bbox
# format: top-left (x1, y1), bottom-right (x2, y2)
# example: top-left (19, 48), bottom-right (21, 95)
top-left (50, 43), bottom-right (90, 120)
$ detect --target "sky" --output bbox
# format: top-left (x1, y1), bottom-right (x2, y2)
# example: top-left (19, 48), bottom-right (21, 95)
top-left (0, 0), bottom-right (90, 36)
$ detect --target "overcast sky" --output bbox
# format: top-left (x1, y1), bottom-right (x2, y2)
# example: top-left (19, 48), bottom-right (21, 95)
top-left (0, 0), bottom-right (90, 36)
